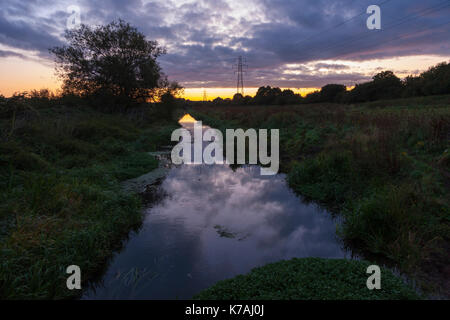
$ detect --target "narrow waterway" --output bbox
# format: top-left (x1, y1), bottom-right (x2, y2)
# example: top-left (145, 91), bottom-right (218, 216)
top-left (83, 116), bottom-right (348, 299)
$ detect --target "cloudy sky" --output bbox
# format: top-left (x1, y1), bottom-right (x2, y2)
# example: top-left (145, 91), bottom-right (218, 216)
top-left (0, 0), bottom-right (449, 99)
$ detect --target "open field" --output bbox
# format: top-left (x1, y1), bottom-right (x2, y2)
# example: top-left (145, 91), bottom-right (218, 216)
top-left (190, 95), bottom-right (450, 297)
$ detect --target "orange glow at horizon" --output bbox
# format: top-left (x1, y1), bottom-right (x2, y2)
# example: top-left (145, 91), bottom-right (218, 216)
top-left (1, 54), bottom-right (448, 99)
top-left (0, 57), bottom-right (61, 97)
top-left (182, 87), bottom-right (320, 101)
top-left (178, 113), bottom-right (197, 123)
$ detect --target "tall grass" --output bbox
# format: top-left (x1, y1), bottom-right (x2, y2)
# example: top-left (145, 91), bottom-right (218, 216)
top-left (191, 95), bottom-right (450, 296)
top-left (0, 96), bottom-right (177, 299)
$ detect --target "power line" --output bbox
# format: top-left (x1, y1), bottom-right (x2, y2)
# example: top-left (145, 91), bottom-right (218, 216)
top-left (297, 0), bottom-right (450, 61)
top-left (168, 1), bottom-right (449, 88)
top-left (292, 0), bottom-right (394, 48)
top-left (329, 18), bottom-right (450, 62)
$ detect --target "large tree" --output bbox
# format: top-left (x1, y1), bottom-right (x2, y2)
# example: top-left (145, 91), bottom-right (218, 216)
top-left (50, 20), bottom-right (179, 104)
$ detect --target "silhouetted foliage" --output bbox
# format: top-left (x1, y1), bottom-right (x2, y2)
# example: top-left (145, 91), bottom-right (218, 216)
top-left (344, 71), bottom-right (403, 103)
top-left (279, 89), bottom-right (302, 105)
top-left (343, 64), bottom-right (450, 104)
top-left (232, 93), bottom-right (244, 104)
top-left (155, 89), bottom-right (183, 120)
top-left (50, 20), bottom-right (179, 110)
top-left (403, 75), bottom-right (423, 97)
top-left (213, 97), bottom-right (224, 105)
top-left (416, 62), bottom-right (450, 96)
top-left (304, 84), bottom-right (346, 103)
top-left (254, 86), bottom-right (282, 104)
top-left (304, 91), bottom-right (321, 103)
top-left (320, 84), bottom-right (347, 102)
top-left (231, 93), bottom-right (253, 105)
top-left (372, 71), bottom-right (404, 100)
top-left (251, 86), bottom-right (302, 105)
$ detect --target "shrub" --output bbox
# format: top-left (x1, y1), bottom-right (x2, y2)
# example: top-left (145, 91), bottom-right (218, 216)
top-left (288, 152), bottom-right (354, 205)
top-left (73, 120), bottom-right (137, 142)
top-left (0, 142), bottom-right (49, 171)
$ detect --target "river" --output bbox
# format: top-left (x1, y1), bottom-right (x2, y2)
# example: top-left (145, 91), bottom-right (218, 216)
top-left (82, 116), bottom-right (347, 299)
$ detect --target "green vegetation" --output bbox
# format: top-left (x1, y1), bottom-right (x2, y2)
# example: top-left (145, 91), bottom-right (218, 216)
top-left (191, 95), bottom-right (450, 297)
top-left (0, 95), bottom-right (177, 299)
top-left (0, 19), bottom-right (183, 299)
top-left (194, 258), bottom-right (419, 300)
top-left (1, 18), bottom-right (448, 300)
top-left (200, 62), bottom-right (450, 106)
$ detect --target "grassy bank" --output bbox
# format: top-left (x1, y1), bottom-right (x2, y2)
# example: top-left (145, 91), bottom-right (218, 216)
top-left (191, 95), bottom-right (450, 297)
top-left (0, 98), bottom-right (177, 299)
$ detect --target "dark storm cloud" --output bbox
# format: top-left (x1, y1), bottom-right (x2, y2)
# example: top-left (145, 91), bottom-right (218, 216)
top-left (0, 8), bottom-right (63, 58)
top-left (0, 0), bottom-right (448, 88)
top-left (251, 0), bottom-right (450, 61)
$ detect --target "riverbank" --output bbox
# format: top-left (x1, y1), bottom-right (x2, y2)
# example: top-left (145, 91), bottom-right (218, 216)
top-left (190, 95), bottom-right (450, 297)
top-left (0, 102), bottom-right (177, 299)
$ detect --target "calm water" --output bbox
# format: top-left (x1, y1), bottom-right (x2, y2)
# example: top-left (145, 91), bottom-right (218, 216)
top-left (83, 120), bottom-right (346, 299)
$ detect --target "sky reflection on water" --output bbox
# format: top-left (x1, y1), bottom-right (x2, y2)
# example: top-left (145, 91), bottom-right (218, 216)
top-left (83, 162), bottom-right (346, 299)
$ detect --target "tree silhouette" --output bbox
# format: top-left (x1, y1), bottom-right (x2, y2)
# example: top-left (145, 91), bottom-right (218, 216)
top-left (50, 20), bottom-right (177, 108)
top-left (319, 84), bottom-right (346, 103)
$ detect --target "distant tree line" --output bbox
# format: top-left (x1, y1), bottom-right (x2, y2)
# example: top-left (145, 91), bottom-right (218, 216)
top-left (205, 61), bottom-right (450, 106)
top-left (209, 87), bottom-right (302, 106)
top-left (342, 63), bottom-right (450, 103)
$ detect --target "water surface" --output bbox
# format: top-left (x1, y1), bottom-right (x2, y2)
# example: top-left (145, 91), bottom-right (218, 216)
top-left (83, 119), bottom-right (346, 299)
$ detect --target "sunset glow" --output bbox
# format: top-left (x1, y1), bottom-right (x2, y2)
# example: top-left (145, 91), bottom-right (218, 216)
top-left (178, 113), bottom-right (197, 123)
top-left (1, 55), bottom-right (448, 99)
top-left (0, 0), bottom-right (449, 99)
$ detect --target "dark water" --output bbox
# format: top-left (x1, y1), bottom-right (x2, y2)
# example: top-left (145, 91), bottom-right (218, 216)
top-left (83, 122), bottom-right (347, 300)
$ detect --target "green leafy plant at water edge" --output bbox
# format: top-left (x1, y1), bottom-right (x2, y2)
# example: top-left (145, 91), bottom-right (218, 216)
top-left (193, 258), bottom-right (420, 300)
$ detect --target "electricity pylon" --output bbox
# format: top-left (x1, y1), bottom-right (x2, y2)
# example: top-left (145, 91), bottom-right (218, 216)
top-left (234, 56), bottom-right (247, 96)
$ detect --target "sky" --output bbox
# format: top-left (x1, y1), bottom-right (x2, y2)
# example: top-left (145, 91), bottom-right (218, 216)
top-left (0, 0), bottom-right (449, 100)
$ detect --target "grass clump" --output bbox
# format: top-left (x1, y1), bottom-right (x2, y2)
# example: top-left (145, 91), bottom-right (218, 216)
top-left (193, 258), bottom-right (420, 300)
